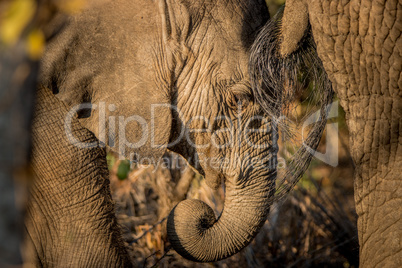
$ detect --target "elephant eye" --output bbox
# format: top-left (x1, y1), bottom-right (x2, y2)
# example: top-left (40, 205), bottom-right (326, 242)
top-left (233, 93), bottom-right (251, 107)
top-left (229, 82), bottom-right (253, 110)
top-left (228, 91), bottom-right (253, 113)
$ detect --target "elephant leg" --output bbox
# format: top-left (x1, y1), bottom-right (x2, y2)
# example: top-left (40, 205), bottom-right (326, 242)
top-left (355, 161), bottom-right (402, 267)
top-left (25, 86), bottom-right (132, 267)
top-left (349, 101), bottom-right (402, 268)
top-left (303, 1), bottom-right (402, 265)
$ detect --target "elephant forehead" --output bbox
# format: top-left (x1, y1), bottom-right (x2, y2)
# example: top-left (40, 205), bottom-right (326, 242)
top-left (197, 0), bottom-right (270, 46)
top-left (173, 0), bottom-right (269, 69)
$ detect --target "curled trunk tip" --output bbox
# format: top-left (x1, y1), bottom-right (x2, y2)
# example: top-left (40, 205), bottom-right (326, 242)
top-left (166, 172), bottom-right (274, 262)
top-left (167, 199), bottom-right (217, 262)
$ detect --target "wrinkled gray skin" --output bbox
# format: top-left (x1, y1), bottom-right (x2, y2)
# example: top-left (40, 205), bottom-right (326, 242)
top-left (252, 0), bottom-right (401, 267)
top-left (27, 0), bottom-right (275, 266)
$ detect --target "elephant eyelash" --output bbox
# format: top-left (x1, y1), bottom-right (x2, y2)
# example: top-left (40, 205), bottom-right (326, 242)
top-left (233, 93), bottom-right (250, 104)
top-left (228, 92), bottom-right (252, 112)
top-left (217, 79), bottom-right (253, 110)
top-left (230, 82), bottom-right (253, 107)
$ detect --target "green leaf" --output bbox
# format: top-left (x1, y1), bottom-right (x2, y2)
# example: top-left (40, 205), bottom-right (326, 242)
top-left (116, 160), bottom-right (131, 180)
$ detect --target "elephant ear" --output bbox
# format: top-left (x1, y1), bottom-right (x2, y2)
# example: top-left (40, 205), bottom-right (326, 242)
top-left (279, 0), bottom-right (309, 57)
top-left (39, 1), bottom-right (195, 161)
top-left (249, 3), bottom-right (334, 206)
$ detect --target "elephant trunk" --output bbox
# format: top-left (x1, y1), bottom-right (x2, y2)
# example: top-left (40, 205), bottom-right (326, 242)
top-left (167, 166), bottom-right (276, 262)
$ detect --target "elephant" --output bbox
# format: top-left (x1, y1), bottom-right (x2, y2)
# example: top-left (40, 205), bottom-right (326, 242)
top-left (250, 0), bottom-right (401, 267)
top-left (25, 0), bottom-right (302, 266)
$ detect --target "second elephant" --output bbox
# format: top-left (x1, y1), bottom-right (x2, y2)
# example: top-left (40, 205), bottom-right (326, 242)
top-left (250, 0), bottom-right (402, 267)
